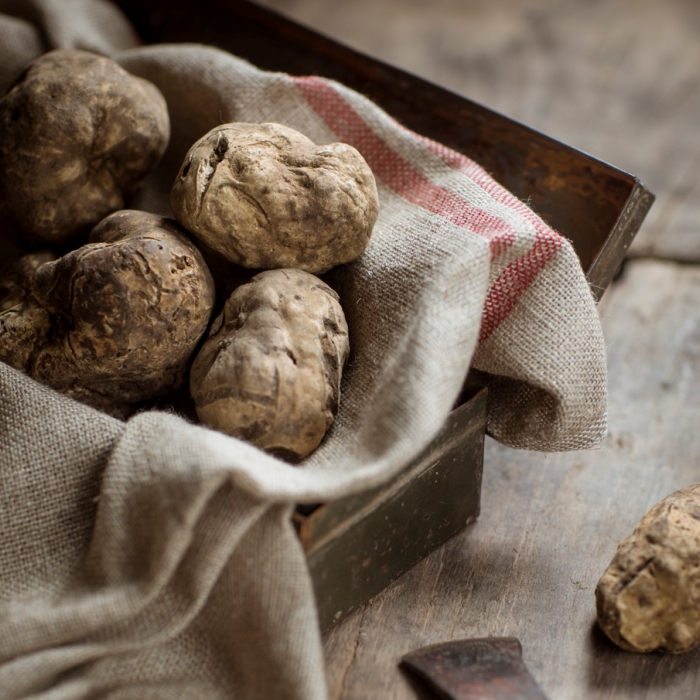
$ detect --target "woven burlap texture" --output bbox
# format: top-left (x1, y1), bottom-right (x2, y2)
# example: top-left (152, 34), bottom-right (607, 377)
top-left (0, 2), bottom-right (607, 698)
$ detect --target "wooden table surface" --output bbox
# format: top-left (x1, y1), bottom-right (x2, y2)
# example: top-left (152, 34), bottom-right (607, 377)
top-left (258, 1), bottom-right (700, 697)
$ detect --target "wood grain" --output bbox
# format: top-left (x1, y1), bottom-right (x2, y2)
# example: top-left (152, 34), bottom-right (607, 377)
top-left (253, 1), bottom-right (700, 697)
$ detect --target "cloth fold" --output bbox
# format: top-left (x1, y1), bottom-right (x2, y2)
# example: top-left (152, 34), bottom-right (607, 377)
top-left (0, 2), bottom-right (607, 698)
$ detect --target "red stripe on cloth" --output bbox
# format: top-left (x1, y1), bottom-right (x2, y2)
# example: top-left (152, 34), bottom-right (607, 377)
top-left (292, 75), bottom-right (564, 343)
top-left (478, 232), bottom-right (562, 344)
top-left (416, 136), bottom-right (562, 246)
top-left (292, 76), bottom-right (514, 248)
top-left (419, 138), bottom-right (565, 342)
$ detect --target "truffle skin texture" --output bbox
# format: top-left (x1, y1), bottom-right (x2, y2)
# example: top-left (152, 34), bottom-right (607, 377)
top-left (0, 249), bottom-right (57, 312)
top-left (0, 210), bottom-right (215, 416)
top-left (596, 484), bottom-right (700, 653)
top-left (0, 49), bottom-right (170, 245)
top-left (170, 122), bottom-right (379, 273)
top-left (190, 268), bottom-right (349, 461)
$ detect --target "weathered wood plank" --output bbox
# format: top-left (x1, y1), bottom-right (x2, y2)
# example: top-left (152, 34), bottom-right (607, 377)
top-left (321, 260), bottom-right (700, 699)
top-left (259, 0), bottom-right (700, 260)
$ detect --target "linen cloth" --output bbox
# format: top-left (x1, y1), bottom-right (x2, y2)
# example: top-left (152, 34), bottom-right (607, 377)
top-left (0, 2), bottom-right (607, 698)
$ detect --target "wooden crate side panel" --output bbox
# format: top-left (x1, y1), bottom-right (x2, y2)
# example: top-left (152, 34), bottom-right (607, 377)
top-left (298, 389), bottom-right (488, 550)
top-left (310, 416), bottom-right (485, 632)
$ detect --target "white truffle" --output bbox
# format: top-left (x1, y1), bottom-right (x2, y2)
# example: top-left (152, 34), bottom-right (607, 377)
top-left (596, 484), bottom-right (700, 653)
top-left (0, 49), bottom-right (170, 245)
top-left (190, 268), bottom-right (350, 460)
top-left (0, 211), bottom-right (215, 416)
top-left (171, 122), bottom-right (379, 273)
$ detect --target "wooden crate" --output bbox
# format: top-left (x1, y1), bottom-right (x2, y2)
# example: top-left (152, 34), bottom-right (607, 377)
top-left (115, 0), bottom-right (654, 631)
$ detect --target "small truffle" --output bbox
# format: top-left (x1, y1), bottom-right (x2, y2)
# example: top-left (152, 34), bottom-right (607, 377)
top-left (0, 49), bottom-right (170, 245)
top-left (171, 122), bottom-right (379, 273)
top-left (596, 484), bottom-right (700, 653)
top-left (190, 268), bottom-right (349, 460)
top-left (0, 210), bottom-right (215, 415)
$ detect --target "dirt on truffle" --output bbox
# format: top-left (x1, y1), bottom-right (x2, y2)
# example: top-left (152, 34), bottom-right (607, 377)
top-left (0, 249), bottom-right (57, 312)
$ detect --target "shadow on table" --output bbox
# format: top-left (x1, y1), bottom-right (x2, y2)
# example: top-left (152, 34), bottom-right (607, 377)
top-left (587, 621), bottom-right (700, 693)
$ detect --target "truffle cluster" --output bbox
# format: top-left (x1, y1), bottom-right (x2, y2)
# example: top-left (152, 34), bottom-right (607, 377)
top-left (0, 49), bottom-right (379, 459)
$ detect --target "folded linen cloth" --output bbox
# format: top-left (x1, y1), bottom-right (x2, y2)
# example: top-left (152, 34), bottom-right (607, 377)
top-left (0, 2), bottom-right (607, 698)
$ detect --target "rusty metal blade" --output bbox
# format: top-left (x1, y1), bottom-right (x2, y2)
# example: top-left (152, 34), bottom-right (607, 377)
top-left (400, 637), bottom-right (550, 700)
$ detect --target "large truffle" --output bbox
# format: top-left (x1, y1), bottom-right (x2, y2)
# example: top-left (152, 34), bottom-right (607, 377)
top-left (596, 484), bottom-right (700, 653)
top-left (171, 122), bottom-right (379, 273)
top-left (0, 210), bottom-right (215, 415)
top-left (190, 268), bottom-right (350, 460)
top-left (0, 49), bottom-right (170, 245)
